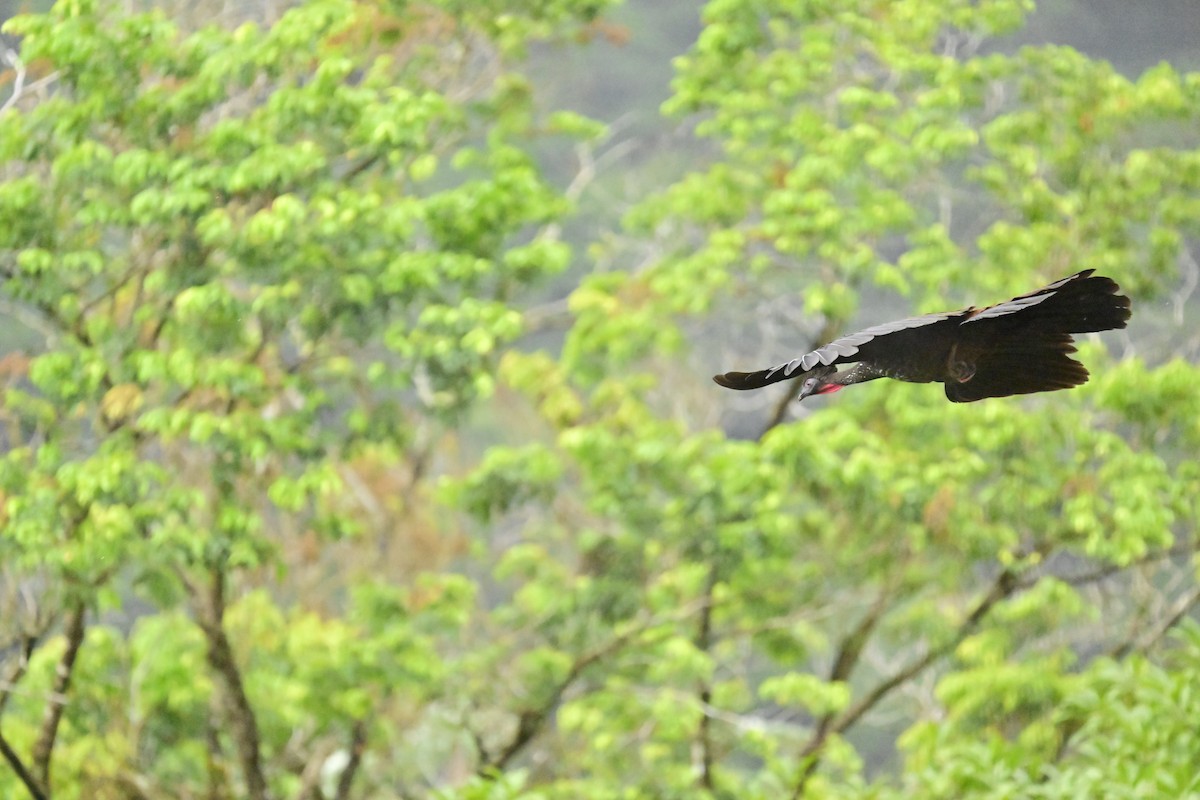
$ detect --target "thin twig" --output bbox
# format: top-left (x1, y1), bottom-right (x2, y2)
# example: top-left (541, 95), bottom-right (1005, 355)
top-left (1, 49), bottom-right (59, 114)
top-left (1021, 539), bottom-right (1198, 592)
top-left (1174, 244), bottom-right (1199, 326)
top-left (0, 634), bottom-right (40, 713)
top-left (1, 48), bottom-right (26, 114)
top-left (1111, 585), bottom-right (1200, 660)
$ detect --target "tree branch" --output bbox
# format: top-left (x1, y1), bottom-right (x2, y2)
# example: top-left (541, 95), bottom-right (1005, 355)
top-left (760, 390), bottom-right (794, 438)
top-left (828, 584), bottom-right (891, 685)
top-left (1111, 584), bottom-right (1200, 660)
top-left (1050, 584), bottom-right (1200, 771)
top-left (31, 600), bottom-right (86, 792)
top-left (1020, 539), bottom-right (1199, 592)
top-left (790, 568), bottom-right (1019, 799)
top-left (192, 565), bottom-right (271, 800)
top-left (205, 693), bottom-right (231, 800)
top-left (333, 719), bottom-right (368, 800)
top-left (785, 583), bottom-right (892, 798)
top-left (693, 564), bottom-right (719, 791)
top-left (1, 48), bottom-right (59, 114)
top-left (756, 317), bottom-right (844, 439)
top-left (294, 737), bottom-right (336, 800)
top-left (480, 609), bottom-right (697, 773)
top-left (0, 728), bottom-right (47, 800)
top-left (0, 634), bottom-right (40, 714)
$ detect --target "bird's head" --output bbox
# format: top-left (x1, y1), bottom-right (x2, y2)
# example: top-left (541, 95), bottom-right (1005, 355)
top-left (796, 365), bottom-right (842, 401)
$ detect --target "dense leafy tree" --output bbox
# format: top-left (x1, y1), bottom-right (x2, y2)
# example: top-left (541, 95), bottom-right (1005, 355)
top-left (0, 0), bottom-right (607, 797)
top-left (2, 1), bottom-right (1199, 799)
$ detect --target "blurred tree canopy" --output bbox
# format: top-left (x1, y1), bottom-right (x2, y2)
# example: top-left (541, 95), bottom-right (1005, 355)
top-left (2, 1), bottom-right (1199, 799)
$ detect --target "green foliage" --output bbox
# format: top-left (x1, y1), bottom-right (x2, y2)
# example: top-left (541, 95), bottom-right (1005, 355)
top-left (2, 0), bottom-right (1199, 799)
top-left (899, 625), bottom-right (1200, 798)
top-left (0, 0), bottom-right (605, 796)
top-left (461, 0), bottom-right (1200, 796)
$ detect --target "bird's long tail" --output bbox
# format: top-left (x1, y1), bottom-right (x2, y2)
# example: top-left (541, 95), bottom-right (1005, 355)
top-left (945, 332), bottom-right (1090, 402)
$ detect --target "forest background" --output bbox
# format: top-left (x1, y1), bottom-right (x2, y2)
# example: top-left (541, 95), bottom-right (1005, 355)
top-left (2, 0), bottom-right (1200, 798)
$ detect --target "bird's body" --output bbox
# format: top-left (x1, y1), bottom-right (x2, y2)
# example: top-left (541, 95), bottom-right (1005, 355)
top-left (714, 270), bottom-right (1131, 403)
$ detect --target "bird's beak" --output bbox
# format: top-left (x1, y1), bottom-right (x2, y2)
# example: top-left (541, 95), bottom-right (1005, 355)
top-left (796, 367), bottom-right (838, 401)
top-left (797, 376), bottom-right (842, 401)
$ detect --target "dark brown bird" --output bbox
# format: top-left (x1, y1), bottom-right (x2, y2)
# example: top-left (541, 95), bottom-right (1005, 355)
top-left (713, 270), bottom-right (1131, 403)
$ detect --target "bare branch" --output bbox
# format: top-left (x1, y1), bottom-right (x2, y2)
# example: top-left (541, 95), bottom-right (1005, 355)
top-left (1022, 539), bottom-right (1199, 593)
top-left (0, 728), bottom-right (47, 800)
top-left (1, 48), bottom-right (27, 114)
top-left (192, 565), bottom-right (271, 800)
top-left (31, 601), bottom-right (86, 792)
top-left (784, 583), bottom-right (893, 797)
top-left (1111, 585), bottom-right (1200, 660)
top-left (0, 634), bottom-right (41, 714)
top-left (756, 316), bottom-right (844, 439)
top-left (521, 296), bottom-right (572, 334)
top-left (294, 736), bottom-right (337, 800)
top-left (760, 389), bottom-right (794, 437)
top-left (829, 584), bottom-right (892, 685)
top-left (333, 720), bottom-right (368, 800)
top-left (1, 48), bottom-right (60, 114)
top-left (693, 564), bottom-right (719, 791)
top-left (1174, 244), bottom-right (1199, 326)
top-left (0, 298), bottom-right (60, 345)
top-left (563, 131), bottom-right (639, 205)
top-left (204, 695), bottom-right (230, 800)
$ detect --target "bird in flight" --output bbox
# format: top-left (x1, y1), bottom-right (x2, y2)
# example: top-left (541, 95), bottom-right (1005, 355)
top-left (713, 270), bottom-right (1131, 403)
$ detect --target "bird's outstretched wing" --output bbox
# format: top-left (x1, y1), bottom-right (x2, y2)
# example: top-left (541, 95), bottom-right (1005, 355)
top-left (713, 311), bottom-right (964, 390)
top-left (959, 269), bottom-right (1129, 334)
